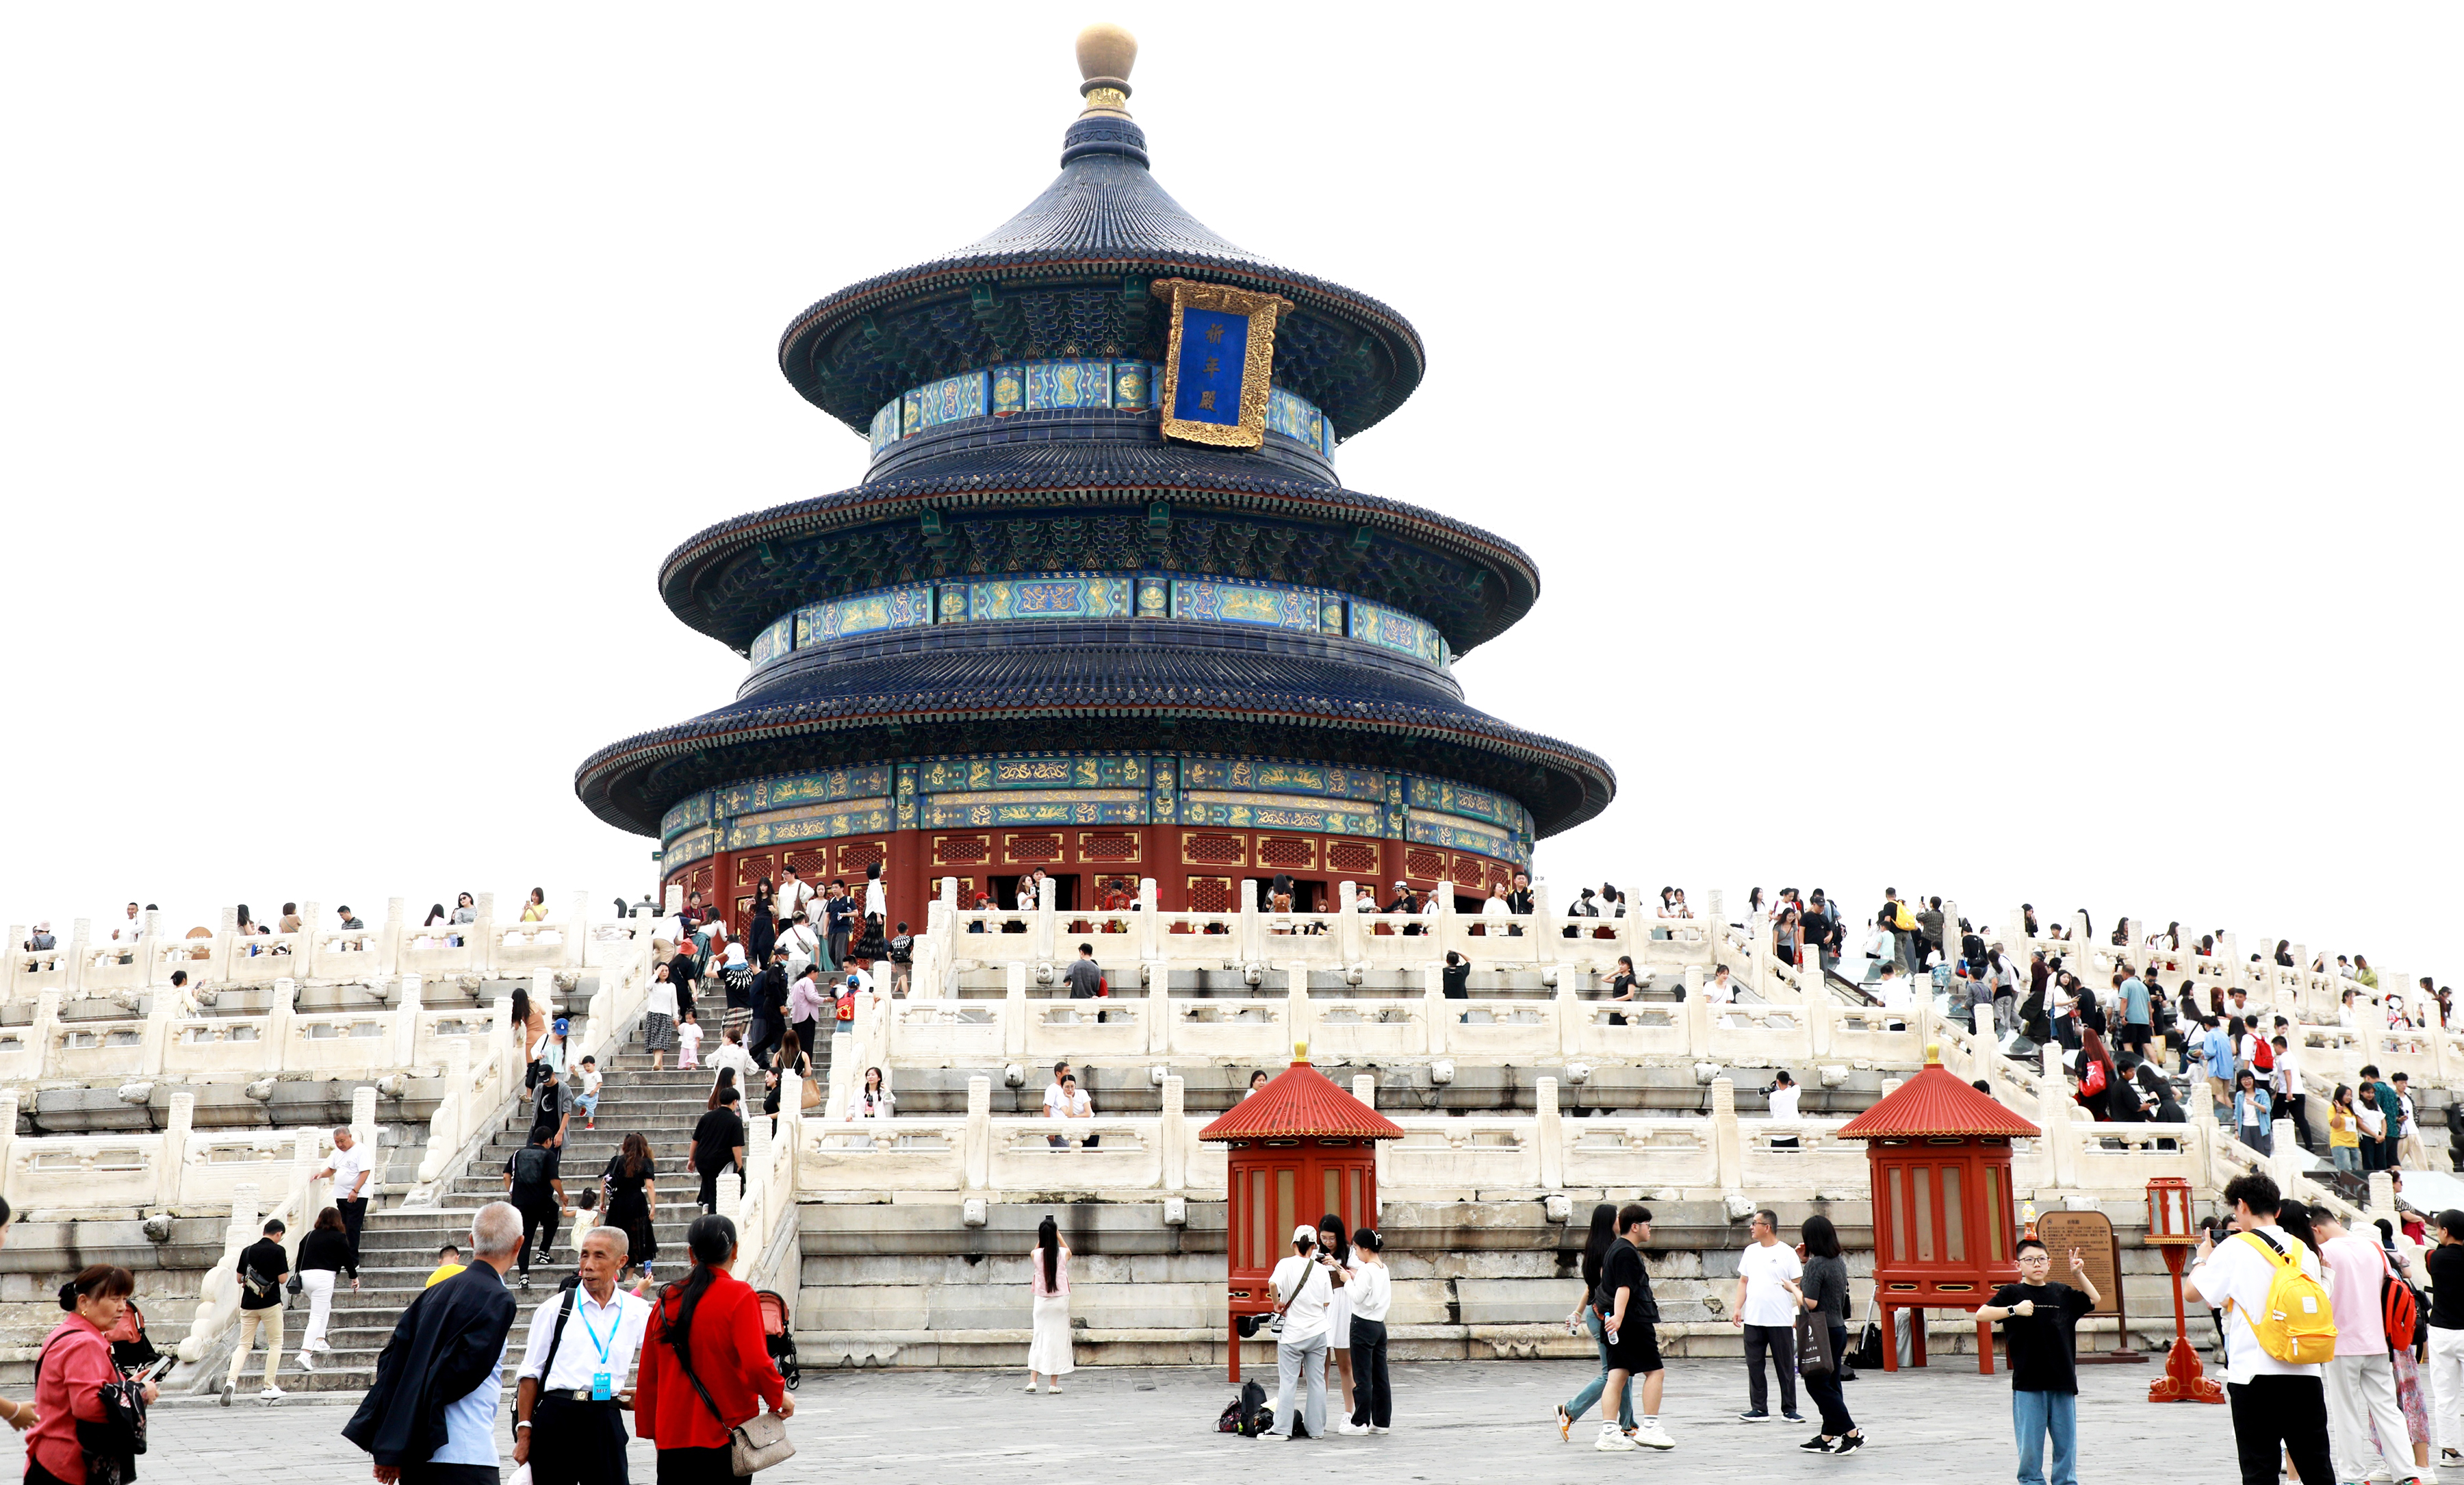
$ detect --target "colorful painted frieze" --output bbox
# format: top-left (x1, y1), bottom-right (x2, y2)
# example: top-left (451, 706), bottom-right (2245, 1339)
top-left (1404, 813), bottom-right (1514, 854)
top-left (660, 789), bottom-right (714, 843)
top-left (1172, 579), bottom-right (1321, 633)
top-left (875, 361), bottom-right (1322, 453)
top-left (869, 401), bottom-right (902, 453)
top-left (794, 585), bottom-right (932, 646)
top-left (1348, 598), bottom-right (1443, 665)
top-left (717, 765), bottom-right (893, 818)
top-left (661, 827), bottom-right (718, 868)
top-left (962, 574), bottom-right (1132, 622)
top-left (1179, 758), bottom-right (1389, 802)
top-left (1025, 359), bottom-right (1113, 411)
top-left (748, 615), bottom-right (793, 669)
top-left (919, 789), bottom-right (1148, 829)
top-left (1180, 791), bottom-right (1384, 835)
top-left (916, 754), bottom-right (1147, 794)
top-left (725, 799), bottom-right (896, 850)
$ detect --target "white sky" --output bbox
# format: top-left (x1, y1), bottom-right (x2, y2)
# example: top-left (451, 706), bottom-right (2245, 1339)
top-left (3, 7), bottom-right (2456, 978)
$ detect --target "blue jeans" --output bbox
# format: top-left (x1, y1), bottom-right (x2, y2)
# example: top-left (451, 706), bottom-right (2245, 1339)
top-left (2011, 1388), bottom-right (2077, 1485)
top-left (1561, 1310), bottom-right (1636, 1430)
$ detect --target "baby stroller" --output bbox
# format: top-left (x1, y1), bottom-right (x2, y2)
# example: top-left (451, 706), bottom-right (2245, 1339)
top-left (756, 1289), bottom-right (799, 1391)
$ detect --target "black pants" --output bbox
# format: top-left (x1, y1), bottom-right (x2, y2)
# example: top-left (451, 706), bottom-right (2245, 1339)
top-left (337, 1196), bottom-right (369, 1275)
top-left (2226, 1375), bottom-right (2331, 1485)
top-left (1742, 1323), bottom-right (1797, 1414)
top-left (516, 1194), bottom-right (561, 1273)
top-left (1801, 1323), bottom-right (1853, 1435)
top-left (696, 1163), bottom-right (738, 1213)
top-left (532, 1395), bottom-right (630, 1485)
top-left (2284, 1092), bottom-right (2309, 1150)
top-left (656, 1445), bottom-right (736, 1483)
top-left (1348, 1317), bottom-right (1391, 1428)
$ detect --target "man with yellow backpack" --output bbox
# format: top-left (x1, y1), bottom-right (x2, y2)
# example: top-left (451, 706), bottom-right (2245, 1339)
top-left (2187, 1173), bottom-right (2337, 1485)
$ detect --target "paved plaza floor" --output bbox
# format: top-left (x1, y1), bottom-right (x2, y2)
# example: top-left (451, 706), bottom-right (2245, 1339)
top-left (15, 1356), bottom-right (2268, 1483)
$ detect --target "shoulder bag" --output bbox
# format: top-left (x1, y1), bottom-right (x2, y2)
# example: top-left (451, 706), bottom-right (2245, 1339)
top-left (671, 1309), bottom-right (795, 1475)
top-left (1795, 1299), bottom-right (1836, 1376)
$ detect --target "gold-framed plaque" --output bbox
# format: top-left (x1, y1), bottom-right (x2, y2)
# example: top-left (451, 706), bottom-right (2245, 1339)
top-left (1152, 278), bottom-right (1292, 448)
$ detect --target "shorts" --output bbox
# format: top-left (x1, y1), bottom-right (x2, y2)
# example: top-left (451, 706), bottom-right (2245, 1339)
top-left (576, 1092), bottom-right (599, 1117)
top-left (1606, 1321), bottom-right (1662, 1375)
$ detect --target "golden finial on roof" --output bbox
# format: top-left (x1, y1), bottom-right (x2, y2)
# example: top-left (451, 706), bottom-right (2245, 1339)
top-left (1076, 23), bottom-right (1137, 117)
top-left (1925, 1041), bottom-right (1942, 1066)
top-left (1293, 1040), bottom-right (1309, 1065)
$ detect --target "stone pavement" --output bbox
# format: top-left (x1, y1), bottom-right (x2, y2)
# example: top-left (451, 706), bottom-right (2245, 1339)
top-left (18, 1356), bottom-right (2268, 1484)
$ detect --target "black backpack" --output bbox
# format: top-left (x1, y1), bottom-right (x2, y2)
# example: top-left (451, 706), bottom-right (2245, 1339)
top-left (1216, 1379), bottom-right (1270, 1436)
top-left (512, 1145), bottom-right (553, 1191)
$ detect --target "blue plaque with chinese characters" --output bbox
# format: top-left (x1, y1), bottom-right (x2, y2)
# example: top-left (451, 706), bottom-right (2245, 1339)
top-left (1154, 278), bottom-right (1290, 448)
top-left (1172, 309), bottom-right (1248, 426)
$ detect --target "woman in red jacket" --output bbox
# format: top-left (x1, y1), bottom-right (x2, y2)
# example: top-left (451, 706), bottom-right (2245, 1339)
top-left (27, 1265), bottom-right (157, 1485)
top-left (634, 1213), bottom-right (793, 1482)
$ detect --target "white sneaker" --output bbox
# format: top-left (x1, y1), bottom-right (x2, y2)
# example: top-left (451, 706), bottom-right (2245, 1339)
top-left (259, 1386), bottom-right (285, 1403)
top-left (1023, 1381), bottom-right (1040, 1393)
top-left (1632, 1422), bottom-right (1675, 1450)
top-left (1046, 1383), bottom-right (1062, 1393)
top-left (1595, 1425), bottom-right (1637, 1452)
top-left (297, 1350), bottom-right (318, 1373)
top-left (1370, 1425), bottom-right (1389, 1434)
top-left (1333, 1421), bottom-right (1369, 1435)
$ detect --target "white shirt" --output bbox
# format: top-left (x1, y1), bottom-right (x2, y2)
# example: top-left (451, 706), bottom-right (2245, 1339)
top-left (864, 878), bottom-right (886, 919)
top-left (1270, 1253), bottom-right (1335, 1343)
top-left (1042, 1081), bottom-right (1069, 1116)
top-left (1704, 974), bottom-right (1736, 1004)
top-left (1346, 1260), bottom-right (1393, 1323)
top-left (516, 1284), bottom-right (652, 1393)
top-left (776, 878), bottom-right (812, 926)
top-left (1481, 896), bottom-right (1508, 919)
top-left (1736, 1239), bottom-right (1804, 1327)
top-left (707, 1041), bottom-right (756, 1089)
top-left (327, 1142), bottom-right (373, 1201)
top-left (649, 979), bottom-right (679, 1019)
top-left (580, 1069), bottom-right (602, 1097)
top-left (847, 1087), bottom-right (895, 1121)
top-left (1768, 1084), bottom-right (1801, 1121)
top-left (2189, 1225), bottom-right (2325, 1384)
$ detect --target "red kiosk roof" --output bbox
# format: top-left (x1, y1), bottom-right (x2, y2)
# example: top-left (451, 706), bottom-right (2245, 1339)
top-left (1836, 1059), bottom-right (2040, 1140)
top-left (1198, 1057), bottom-right (1404, 1142)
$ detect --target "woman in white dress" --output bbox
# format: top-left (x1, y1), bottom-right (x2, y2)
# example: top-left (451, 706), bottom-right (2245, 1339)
top-left (845, 1066), bottom-right (895, 1150)
top-left (1318, 1213), bottom-right (1356, 1419)
top-left (1025, 1215), bottom-right (1073, 1393)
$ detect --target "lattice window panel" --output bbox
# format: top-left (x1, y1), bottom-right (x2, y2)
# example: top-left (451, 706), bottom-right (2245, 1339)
top-left (785, 848), bottom-right (829, 878)
top-left (1489, 863), bottom-right (1517, 892)
top-left (1092, 874), bottom-right (1140, 903)
top-left (686, 865), bottom-right (714, 900)
top-left (736, 853), bottom-right (777, 889)
top-left (1257, 836), bottom-right (1315, 870)
top-left (1182, 833), bottom-right (1245, 866)
top-left (1405, 848), bottom-right (1447, 881)
top-left (933, 834), bottom-right (991, 866)
top-left (1186, 876), bottom-right (1235, 913)
top-left (1079, 831), bottom-right (1141, 863)
top-left (1450, 856), bottom-right (1486, 889)
top-left (1326, 840), bottom-right (1378, 876)
top-left (1004, 833), bottom-right (1065, 864)
top-left (838, 839), bottom-right (888, 876)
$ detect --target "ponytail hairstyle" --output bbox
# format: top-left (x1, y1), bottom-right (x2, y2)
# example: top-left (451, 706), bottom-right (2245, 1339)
top-left (1352, 1226), bottom-right (1383, 1255)
top-left (1038, 1214), bottom-right (1060, 1291)
top-left (663, 1214), bottom-right (738, 1360)
top-left (58, 1265), bottom-right (133, 1312)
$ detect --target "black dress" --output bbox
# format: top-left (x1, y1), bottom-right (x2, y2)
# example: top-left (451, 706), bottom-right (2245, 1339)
top-left (602, 1154), bottom-right (658, 1269)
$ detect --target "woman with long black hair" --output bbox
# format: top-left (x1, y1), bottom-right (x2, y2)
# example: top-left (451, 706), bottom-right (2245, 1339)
top-left (635, 1214), bottom-right (792, 1483)
top-left (1555, 1202), bottom-right (1634, 1441)
top-left (1784, 1215), bottom-right (1863, 1454)
top-left (1025, 1215), bottom-right (1074, 1393)
top-left (1317, 1213), bottom-right (1356, 1420)
top-left (603, 1132), bottom-right (660, 1281)
top-left (747, 887), bottom-right (778, 970)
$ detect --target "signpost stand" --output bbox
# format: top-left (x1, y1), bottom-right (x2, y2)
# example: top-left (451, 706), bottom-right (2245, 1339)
top-left (2036, 1209), bottom-right (2147, 1365)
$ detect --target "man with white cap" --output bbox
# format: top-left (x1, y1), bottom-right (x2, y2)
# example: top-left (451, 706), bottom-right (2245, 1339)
top-left (1383, 881), bottom-right (1421, 935)
top-left (1265, 1222), bottom-right (1344, 1438)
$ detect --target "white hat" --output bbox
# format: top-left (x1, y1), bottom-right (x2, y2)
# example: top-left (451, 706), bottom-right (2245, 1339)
top-left (1292, 1223), bottom-right (1318, 1245)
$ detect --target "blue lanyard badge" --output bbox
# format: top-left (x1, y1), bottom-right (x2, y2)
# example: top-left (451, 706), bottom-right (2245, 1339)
top-left (578, 1300), bottom-right (618, 1399)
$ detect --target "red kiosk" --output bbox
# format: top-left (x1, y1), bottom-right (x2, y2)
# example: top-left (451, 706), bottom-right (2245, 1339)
top-left (1837, 1049), bottom-right (2038, 1373)
top-left (1198, 1047), bottom-right (1404, 1382)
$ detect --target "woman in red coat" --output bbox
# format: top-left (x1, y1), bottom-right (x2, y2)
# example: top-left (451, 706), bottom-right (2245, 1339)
top-left (634, 1213), bottom-right (793, 1482)
top-left (27, 1265), bottom-right (157, 1485)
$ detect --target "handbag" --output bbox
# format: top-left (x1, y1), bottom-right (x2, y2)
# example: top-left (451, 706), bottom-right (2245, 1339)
top-left (1796, 1304), bottom-right (1836, 1376)
top-left (1845, 1297), bottom-right (1884, 1371)
top-left (800, 1072), bottom-right (823, 1111)
top-left (673, 1319), bottom-right (796, 1475)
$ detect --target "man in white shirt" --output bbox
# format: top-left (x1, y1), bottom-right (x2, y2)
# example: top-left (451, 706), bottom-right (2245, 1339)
top-left (317, 1126), bottom-right (374, 1286)
top-left (2185, 1172), bottom-right (2334, 1485)
top-left (775, 865), bottom-right (813, 933)
top-left (513, 1226), bottom-right (660, 1481)
top-left (1730, 1208), bottom-right (1805, 1422)
top-left (1266, 1223), bottom-right (1339, 1438)
top-left (2310, 1210), bottom-right (2413, 1485)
